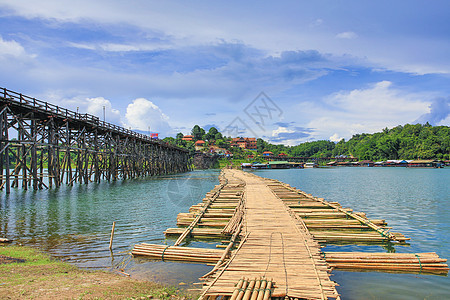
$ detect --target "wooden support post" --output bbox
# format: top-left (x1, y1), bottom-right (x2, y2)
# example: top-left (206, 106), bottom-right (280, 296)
top-left (109, 221), bottom-right (116, 250)
top-left (31, 118), bottom-right (37, 190)
top-left (1, 88), bottom-right (190, 192)
top-left (4, 112), bottom-right (10, 194)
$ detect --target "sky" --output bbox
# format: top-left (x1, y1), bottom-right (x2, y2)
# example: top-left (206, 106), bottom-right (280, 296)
top-left (0, 1), bottom-right (449, 145)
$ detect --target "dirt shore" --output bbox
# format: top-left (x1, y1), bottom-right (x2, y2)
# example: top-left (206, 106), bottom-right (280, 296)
top-left (0, 245), bottom-right (196, 300)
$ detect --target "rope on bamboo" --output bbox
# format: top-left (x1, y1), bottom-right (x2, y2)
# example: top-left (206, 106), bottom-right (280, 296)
top-left (199, 232), bottom-right (250, 300)
top-left (161, 245), bottom-right (170, 262)
top-left (287, 184), bottom-right (398, 242)
top-left (415, 254), bottom-right (423, 273)
top-left (268, 186), bottom-right (327, 300)
top-left (264, 232), bottom-right (288, 297)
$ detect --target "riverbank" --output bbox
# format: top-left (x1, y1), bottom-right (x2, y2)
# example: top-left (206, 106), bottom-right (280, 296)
top-left (0, 245), bottom-right (195, 299)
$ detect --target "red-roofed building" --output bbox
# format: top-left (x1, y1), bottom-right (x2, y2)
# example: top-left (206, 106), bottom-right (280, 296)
top-left (194, 140), bottom-right (206, 151)
top-left (231, 137), bottom-right (257, 149)
top-left (182, 135), bottom-right (193, 141)
top-left (262, 151), bottom-right (273, 156)
top-left (278, 153), bottom-right (287, 157)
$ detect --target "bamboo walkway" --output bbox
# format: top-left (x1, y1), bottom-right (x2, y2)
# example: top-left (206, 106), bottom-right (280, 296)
top-left (200, 169), bottom-right (339, 299)
top-left (132, 169), bottom-right (448, 299)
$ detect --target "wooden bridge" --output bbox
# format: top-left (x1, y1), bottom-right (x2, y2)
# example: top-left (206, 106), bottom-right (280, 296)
top-left (133, 169), bottom-right (448, 299)
top-left (0, 87), bottom-right (191, 193)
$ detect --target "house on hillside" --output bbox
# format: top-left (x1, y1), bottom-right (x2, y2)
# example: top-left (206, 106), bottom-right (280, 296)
top-left (182, 135), bottom-right (193, 141)
top-left (262, 151), bottom-right (273, 156)
top-left (194, 140), bottom-right (206, 151)
top-left (231, 137), bottom-right (257, 149)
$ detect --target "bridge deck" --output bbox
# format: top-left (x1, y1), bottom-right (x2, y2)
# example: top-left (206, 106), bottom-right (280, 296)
top-left (202, 169), bottom-right (339, 299)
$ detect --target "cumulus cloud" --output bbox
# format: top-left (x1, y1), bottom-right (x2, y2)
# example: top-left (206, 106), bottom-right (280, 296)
top-left (0, 36), bottom-right (26, 57)
top-left (124, 98), bottom-right (173, 136)
top-left (47, 94), bottom-right (122, 124)
top-left (84, 97), bottom-right (121, 123)
top-left (415, 96), bottom-right (450, 125)
top-left (336, 31), bottom-right (358, 39)
top-left (36, 92), bottom-right (174, 137)
top-left (270, 126), bottom-right (313, 145)
top-left (329, 133), bottom-right (342, 142)
top-left (305, 81), bottom-right (430, 140)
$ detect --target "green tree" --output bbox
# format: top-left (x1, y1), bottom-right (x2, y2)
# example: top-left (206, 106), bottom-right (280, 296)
top-left (256, 138), bottom-right (266, 153)
top-left (191, 125), bottom-right (205, 141)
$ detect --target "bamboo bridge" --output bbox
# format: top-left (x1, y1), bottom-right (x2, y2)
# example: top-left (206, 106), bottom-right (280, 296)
top-left (133, 169), bottom-right (448, 299)
top-left (0, 87), bottom-right (191, 193)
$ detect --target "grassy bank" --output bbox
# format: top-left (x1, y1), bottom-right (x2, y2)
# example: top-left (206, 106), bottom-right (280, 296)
top-left (0, 245), bottom-right (195, 299)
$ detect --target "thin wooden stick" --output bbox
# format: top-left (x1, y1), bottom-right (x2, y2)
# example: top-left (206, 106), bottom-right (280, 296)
top-left (109, 221), bottom-right (116, 250)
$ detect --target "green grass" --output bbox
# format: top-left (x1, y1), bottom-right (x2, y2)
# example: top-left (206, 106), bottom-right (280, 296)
top-left (0, 245), bottom-right (60, 266)
top-left (0, 245), bottom-right (197, 299)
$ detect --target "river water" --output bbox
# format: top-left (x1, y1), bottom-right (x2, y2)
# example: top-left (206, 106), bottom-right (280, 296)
top-left (0, 167), bottom-right (449, 299)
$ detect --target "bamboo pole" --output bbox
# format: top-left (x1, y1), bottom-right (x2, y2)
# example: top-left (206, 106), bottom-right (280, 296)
top-left (109, 221), bottom-right (116, 250)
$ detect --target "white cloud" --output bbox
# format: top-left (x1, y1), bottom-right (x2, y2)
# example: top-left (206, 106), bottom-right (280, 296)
top-left (0, 36), bottom-right (26, 57)
top-left (336, 31), bottom-right (358, 39)
top-left (124, 98), bottom-right (173, 136)
top-left (40, 93), bottom-right (174, 137)
top-left (84, 97), bottom-right (121, 123)
top-left (69, 42), bottom-right (173, 52)
top-left (305, 81), bottom-right (431, 140)
top-left (44, 93), bottom-right (122, 124)
top-left (272, 126), bottom-right (293, 136)
top-left (329, 133), bottom-right (341, 142)
top-left (2, 1), bottom-right (450, 74)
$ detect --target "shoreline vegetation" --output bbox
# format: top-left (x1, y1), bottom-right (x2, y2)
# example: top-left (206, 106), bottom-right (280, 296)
top-left (0, 245), bottom-right (195, 300)
top-left (163, 123), bottom-right (450, 162)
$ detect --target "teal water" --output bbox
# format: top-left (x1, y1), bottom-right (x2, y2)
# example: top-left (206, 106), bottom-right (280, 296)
top-left (252, 167), bottom-right (450, 299)
top-left (0, 170), bottom-right (221, 286)
top-left (0, 167), bottom-right (449, 298)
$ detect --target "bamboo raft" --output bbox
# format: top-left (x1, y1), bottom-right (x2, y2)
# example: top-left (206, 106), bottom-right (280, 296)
top-left (132, 244), bottom-right (225, 264)
top-left (164, 170), bottom-right (246, 243)
top-left (323, 252), bottom-right (448, 275)
top-left (262, 177), bottom-right (410, 244)
top-left (132, 169), bottom-right (448, 299)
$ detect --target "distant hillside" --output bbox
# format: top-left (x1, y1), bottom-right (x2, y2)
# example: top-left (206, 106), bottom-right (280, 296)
top-left (258, 123), bottom-right (450, 161)
top-left (165, 123), bottom-right (450, 161)
top-left (343, 123), bottom-right (450, 160)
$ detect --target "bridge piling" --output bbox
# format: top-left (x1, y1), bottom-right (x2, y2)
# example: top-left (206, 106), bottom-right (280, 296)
top-left (0, 87), bottom-right (191, 193)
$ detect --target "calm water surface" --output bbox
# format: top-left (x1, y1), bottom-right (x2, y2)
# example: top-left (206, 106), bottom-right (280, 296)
top-left (253, 167), bottom-right (450, 300)
top-left (0, 167), bottom-right (449, 299)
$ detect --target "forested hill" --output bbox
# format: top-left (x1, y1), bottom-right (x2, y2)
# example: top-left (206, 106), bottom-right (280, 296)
top-left (257, 123), bottom-right (450, 160)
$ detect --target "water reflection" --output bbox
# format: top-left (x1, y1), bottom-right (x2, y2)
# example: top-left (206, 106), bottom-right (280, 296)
top-left (1, 168), bottom-right (449, 298)
top-left (0, 170), bottom-right (219, 275)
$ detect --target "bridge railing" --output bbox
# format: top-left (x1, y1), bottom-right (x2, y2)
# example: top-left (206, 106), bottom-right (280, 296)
top-left (0, 87), bottom-right (187, 152)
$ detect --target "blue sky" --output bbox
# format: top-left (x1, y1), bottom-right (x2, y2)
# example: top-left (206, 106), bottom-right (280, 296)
top-left (0, 1), bottom-right (449, 144)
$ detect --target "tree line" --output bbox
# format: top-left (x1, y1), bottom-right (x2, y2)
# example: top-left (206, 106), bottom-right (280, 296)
top-left (164, 123), bottom-right (450, 161)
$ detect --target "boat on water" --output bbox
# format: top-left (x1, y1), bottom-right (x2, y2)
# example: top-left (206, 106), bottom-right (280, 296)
top-left (251, 163), bottom-right (269, 169)
top-left (304, 162), bottom-right (318, 168)
top-left (268, 161), bottom-right (290, 169)
top-left (241, 163), bottom-right (253, 169)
